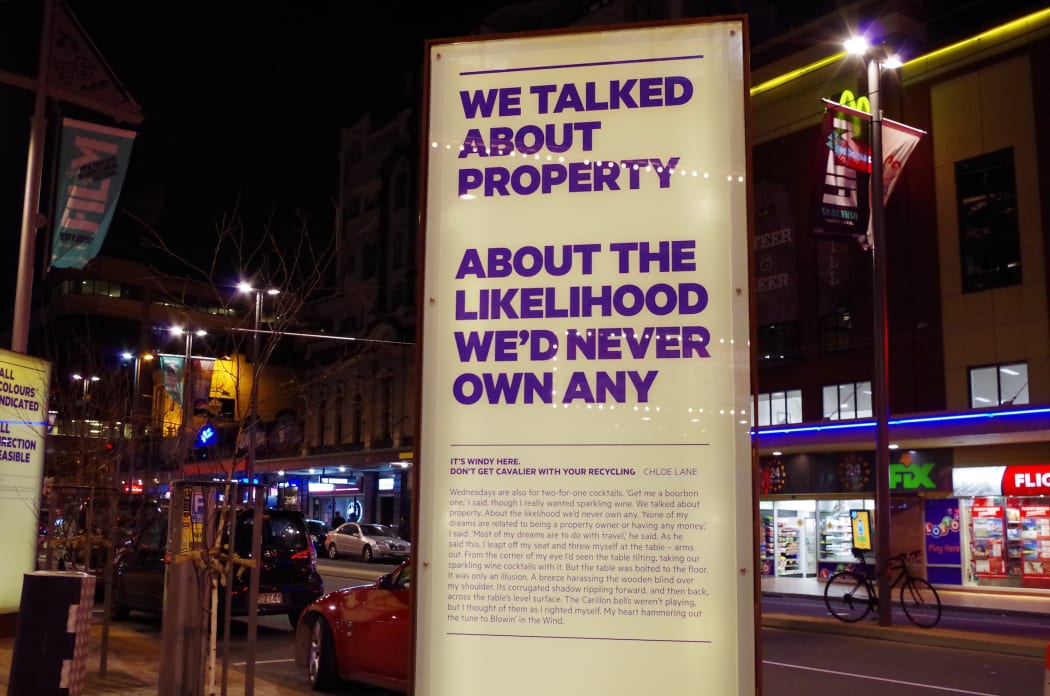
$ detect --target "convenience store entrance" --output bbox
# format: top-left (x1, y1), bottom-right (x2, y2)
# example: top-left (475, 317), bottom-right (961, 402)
top-left (761, 498), bottom-right (875, 579)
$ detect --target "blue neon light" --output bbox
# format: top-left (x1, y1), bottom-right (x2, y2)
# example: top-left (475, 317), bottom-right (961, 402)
top-left (195, 422), bottom-right (218, 448)
top-left (753, 406), bottom-right (1050, 438)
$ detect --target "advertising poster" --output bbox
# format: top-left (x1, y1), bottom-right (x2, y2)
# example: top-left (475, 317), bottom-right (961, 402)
top-left (970, 498), bottom-right (1006, 578)
top-left (923, 498), bottom-right (962, 585)
top-left (418, 20), bottom-right (753, 696)
top-left (0, 349), bottom-right (51, 612)
top-left (1019, 504), bottom-right (1050, 582)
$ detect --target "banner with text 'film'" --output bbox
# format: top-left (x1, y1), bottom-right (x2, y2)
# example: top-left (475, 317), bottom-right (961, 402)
top-left (50, 118), bottom-right (136, 269)
top-left (419, 19), bottom-right (753, 696)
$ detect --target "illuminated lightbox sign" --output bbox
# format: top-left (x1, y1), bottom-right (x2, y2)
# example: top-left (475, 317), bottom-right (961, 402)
top-left (308, 479), bottom-right (360, 494)
top-left (1002, 464), bottom-right (1050, 496)
top-left (418, 20), bottom-right (753, 696)
top-left (954, 465), bottom-right (1050, 497)
top-left (0, 349), bottom-right (50, 613)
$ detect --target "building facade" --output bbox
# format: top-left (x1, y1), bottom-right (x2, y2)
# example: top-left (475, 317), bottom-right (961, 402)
top-left (749, 4), bottom-right (1050, 590)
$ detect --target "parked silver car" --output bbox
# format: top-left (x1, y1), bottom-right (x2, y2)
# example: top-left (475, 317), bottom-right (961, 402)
top-left (324, 522), bottom-right (411, 562)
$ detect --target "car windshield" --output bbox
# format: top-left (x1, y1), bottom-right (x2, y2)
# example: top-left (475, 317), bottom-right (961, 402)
top-left (360, 524), bottom-right (396, 537)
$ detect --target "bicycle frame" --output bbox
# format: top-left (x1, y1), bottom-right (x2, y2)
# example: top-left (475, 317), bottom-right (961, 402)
top-left (825, 547), bottom-right (942, 628)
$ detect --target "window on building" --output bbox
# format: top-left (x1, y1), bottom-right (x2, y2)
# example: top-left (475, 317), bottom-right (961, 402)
top-left (334, 396), bottom-right (343, 444)
top-left (316, 398), bottom-right (326, 446)
top-left (819, 311), bottom-right (853, 351)
top-left (755, 390), bottom-right (802, 426)
top-left (956, 148), bottom-right (1021, 292)
top-left (822, 381), bottom-right (872, 420)
top-left (756, 322), bottom-right (799, 363)
top-left (379, 377), bottom-right (393, 441)
top-left (970, 362), bottom-right (1029, 408)
top-left (351, 394), bottom-right (363, 444)
top-left (362, 243), bottom-right (378, 279)
top-left (393, 169), bottom-right (408, 210)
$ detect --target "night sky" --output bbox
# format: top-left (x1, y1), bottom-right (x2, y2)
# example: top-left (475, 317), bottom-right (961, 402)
top-left (2, 0), bottom-right (1045, 309)
top-left (0, 1), bottom-right (507, 299)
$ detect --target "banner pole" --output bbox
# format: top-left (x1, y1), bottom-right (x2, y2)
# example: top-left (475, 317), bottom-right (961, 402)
top-left (12, 0), bottom-right (55, 353)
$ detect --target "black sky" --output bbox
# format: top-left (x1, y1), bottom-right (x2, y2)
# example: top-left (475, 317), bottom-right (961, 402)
top-left (0, 2), bottom-right (508, 293)
top-left (3, 0), bottom-right (1045, 304)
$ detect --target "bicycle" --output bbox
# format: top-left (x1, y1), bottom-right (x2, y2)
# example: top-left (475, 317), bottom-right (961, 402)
top-left (823, 548), bottom-right (942, 628)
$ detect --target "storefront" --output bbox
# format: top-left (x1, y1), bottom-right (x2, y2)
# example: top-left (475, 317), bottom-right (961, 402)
top-left (953, 464), bottom-right (1050, 590)
top-left (305, 470), bottom-right (411, 538)
top-left (759, 448), bottom-right (954, 580)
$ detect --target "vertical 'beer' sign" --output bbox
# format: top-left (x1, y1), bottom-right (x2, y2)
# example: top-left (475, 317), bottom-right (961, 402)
top-left (418, 19), bottom-right (754, 695)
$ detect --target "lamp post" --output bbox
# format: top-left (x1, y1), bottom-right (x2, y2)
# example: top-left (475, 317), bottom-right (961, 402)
top-left (120, 351), bottom-right (153, 492)
top-left (170, 327), bottom-right (206, 478)
top-left (71, 373), bottom-right (100, 400)
top-left (71, 373), bottom-right (99, 439)
top-left (237, 282), bottom-right (279, 479)
top-left (846, 35), bottom-right (901, 627)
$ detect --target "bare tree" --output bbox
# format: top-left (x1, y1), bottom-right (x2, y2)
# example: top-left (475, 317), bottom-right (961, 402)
top-left (127, 203), bottom-right (339, 695)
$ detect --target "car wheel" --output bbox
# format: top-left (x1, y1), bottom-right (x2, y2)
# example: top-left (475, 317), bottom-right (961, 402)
top-left (362, 546), bottom-right (373, 563)
top-left (110, 578), bottom-right (130, 621)
top-left (289, 608), bottom-right (304, 630)
top-left (327, 544), bottom-right (338, 560)
top-left (307, 616), bottom-right (338, 691)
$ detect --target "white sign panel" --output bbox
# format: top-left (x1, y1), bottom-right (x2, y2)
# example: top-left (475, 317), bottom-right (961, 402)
top-left (419, 20), bottom-right (752, 695)
top-left (0, 349), bottom-right (51, 612)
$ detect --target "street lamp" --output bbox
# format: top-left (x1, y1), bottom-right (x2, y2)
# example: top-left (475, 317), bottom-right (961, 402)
top-left (71, 373), bottom-right (100, 400)
top-left (120, 351), bottom-right (154, 490)
top-left (170, 326), bottom-right (206, 476)
top-left (846, 34), bottom-right (901, 627)
top-left (71, 373), bottom-right (99, 440)
top-left (237, 282), bottom-right (279, 479)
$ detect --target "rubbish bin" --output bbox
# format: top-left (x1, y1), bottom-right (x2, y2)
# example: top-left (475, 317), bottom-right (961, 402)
top-left (7, 571), bottom-right (96, 696)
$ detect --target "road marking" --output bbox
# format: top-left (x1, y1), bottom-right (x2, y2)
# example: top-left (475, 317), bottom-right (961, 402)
top-left (234, 659), bottom-right (296, 666)
top-left (763, 661), bottom-right (1000, 695)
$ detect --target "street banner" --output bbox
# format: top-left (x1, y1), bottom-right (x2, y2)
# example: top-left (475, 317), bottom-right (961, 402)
top-left (0, 349), bottom-right (51, 612)
top-left (50, 117), bottom-right (136, 269)
top-left (160, 356), bottom-right (185, 405)
top-left (419, 19), bottom-right (753, 696)
top-left (814, 99), bottom-right (925, 248)
top-left (822, 99), bottom-right (870, 173)
top-left (49, 1), bottom-right (142, 119)
top-left (191, 358), bottom-right (215, 414)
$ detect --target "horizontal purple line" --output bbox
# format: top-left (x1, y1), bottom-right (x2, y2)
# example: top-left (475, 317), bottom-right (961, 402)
top-left (450, 443), bottom-right (709, 447)
top-left (448, 631), bottom-right (712, 644)
top-left (460, 54), bottom-right (704, 76)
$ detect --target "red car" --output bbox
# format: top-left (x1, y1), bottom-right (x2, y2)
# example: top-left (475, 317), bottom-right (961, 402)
top-left (294, 559), bottom-right (411, 692)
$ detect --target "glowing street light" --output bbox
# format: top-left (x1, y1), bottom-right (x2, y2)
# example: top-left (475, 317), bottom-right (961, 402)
top-left (71, 372), bottom-right (100, 399)
top-left (237, 282), bottom-right (279, 479)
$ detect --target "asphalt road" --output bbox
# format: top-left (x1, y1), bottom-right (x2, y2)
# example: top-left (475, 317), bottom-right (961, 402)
top-left (762, 627), bottom-right (1041, 696)
top-left (102, 558), bottom-right (1047, 695)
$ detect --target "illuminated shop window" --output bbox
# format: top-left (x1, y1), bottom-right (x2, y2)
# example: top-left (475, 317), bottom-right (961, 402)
top-left (969, 362), bottom-right (1028, 408)
top-left (755, 390), bottom-right (802, 426)
top-left (822, 381), bottom-right (872, 420)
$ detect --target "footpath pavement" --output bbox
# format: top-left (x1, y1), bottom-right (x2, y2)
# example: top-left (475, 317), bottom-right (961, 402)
top-left (0, 578), bottom-right (1047, 695)
top-left (0, 616), bottom-right (315, 696)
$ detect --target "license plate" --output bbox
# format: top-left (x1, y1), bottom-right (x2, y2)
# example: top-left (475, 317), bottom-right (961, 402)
top-left (259, 592), bottom-right (283, 605)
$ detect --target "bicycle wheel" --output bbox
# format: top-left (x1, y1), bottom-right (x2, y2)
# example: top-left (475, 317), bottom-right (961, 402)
top-left (900, 577), bottom-right (941, 628)
top-left (823, 570), bottom-right (874, 623)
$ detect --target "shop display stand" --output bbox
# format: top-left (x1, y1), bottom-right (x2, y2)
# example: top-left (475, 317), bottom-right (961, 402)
top-left (776, 520), bottom-right (801, 576)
